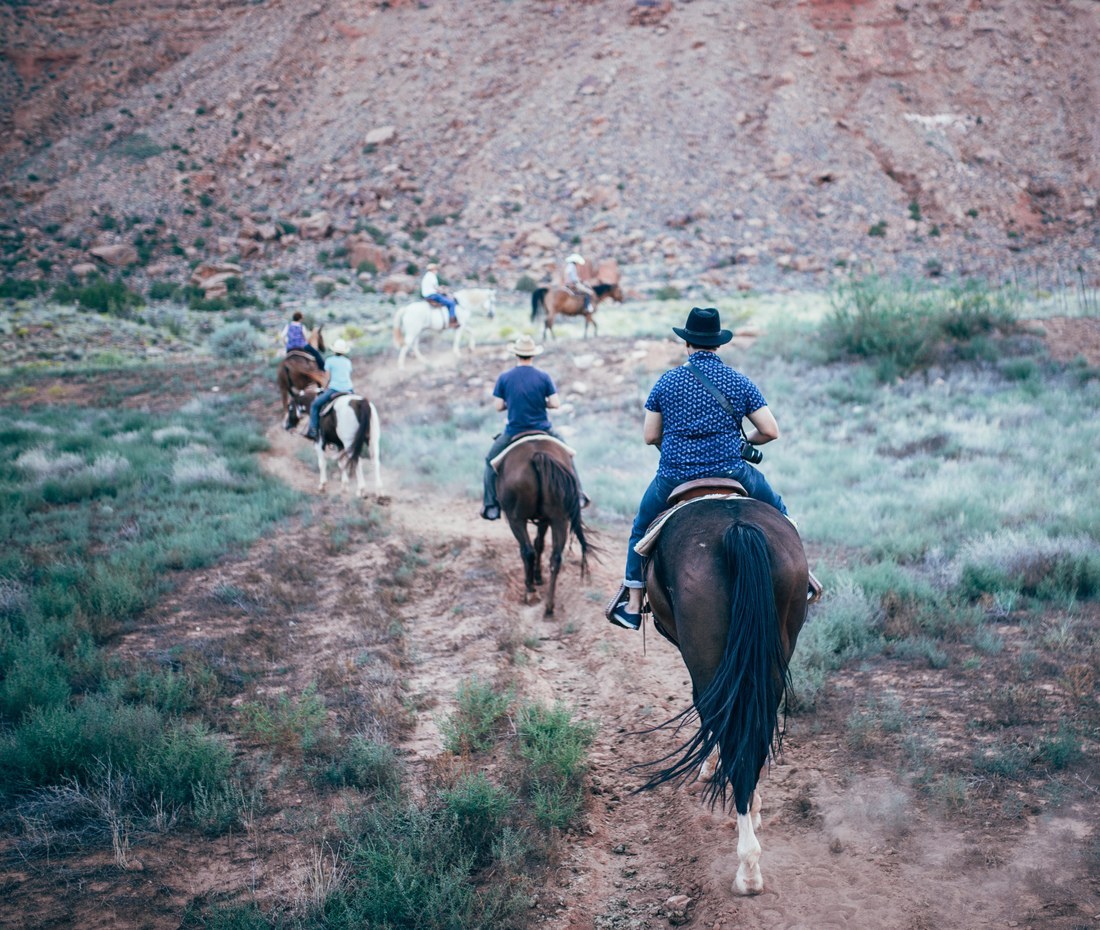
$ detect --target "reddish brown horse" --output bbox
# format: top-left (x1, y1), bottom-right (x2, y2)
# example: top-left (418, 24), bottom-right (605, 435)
top-left (530, 282), bottom-right (624, 339)
top-left (495, 438), bottom-right (595, 616)
top-left (638, 496), bottom-right (808, 896)
top-left (276, 326), bottom-right (326, 429)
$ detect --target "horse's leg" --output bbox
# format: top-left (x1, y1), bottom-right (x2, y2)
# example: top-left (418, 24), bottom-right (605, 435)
top-left (751, 786), bottom-right (763, 832)
top-left (355, 458), bottom-right (366, 498)
top-left (507, 520), bottom-right (537, 602)
top-left (700, 749), bottom-right (720, 783)
top-left (369, 403), bottom-right (383, 496)
top-left (316, 444), bottom-right (327, 492)
top-left (412, 331), bottom-right (426, 363)
top-left (734, 809), bottom-right (764, 896)
top-left (452, 323), bottom-right (463, 356)
top-left (398, 343), bottom-right (409, 369)
top-left (544, 518), bottom-right (566, 617)
top-left (533, 522), bottom-right (548, 586)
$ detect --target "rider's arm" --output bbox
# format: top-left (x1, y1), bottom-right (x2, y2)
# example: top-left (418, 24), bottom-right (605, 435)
top-left (743, 405), bottom-right (779, 445)
top-left (494, 396), bottom-right (506, 411)
top-left (643, 409), bottom-right (663, 447)
top-left (545, 392), bottom-right (560, 410)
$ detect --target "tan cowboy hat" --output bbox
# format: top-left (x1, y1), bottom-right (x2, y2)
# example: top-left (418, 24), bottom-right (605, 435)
top-left (509, 334), bottom-right (543, 357)
top-left (332, 338), bottom-right (350, 355)
top-left (565, 253), bottom-right (585, 264)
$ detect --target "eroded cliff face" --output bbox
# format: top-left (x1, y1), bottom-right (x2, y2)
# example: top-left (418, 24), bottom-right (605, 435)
top-left (1, 0), bottom-right (1096, 289)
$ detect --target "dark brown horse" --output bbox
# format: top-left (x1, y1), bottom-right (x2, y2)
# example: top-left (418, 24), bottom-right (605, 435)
top-left (276, 326), bottom-right (325, 429)
top-left (530, 282), bottom-right (624, 339)
top-left (639, 496), bottom-right (807, 896)
top-left (495, 438), bottom-right (594, 616)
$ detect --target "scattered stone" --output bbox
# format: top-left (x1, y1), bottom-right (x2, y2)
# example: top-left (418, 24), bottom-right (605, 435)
top-left (71, 262), bottom-right (98, 278)
top-left (89, 244), bottom-right (137, 267)
top-left (298, 211), bottom-right (333, 239)
top-left (364, 125), bottom-right (397, 146)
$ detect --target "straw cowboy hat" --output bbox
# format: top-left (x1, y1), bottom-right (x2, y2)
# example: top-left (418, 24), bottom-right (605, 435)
top-left (332, 338), bottom-right (350, 355)
top-left (672, 307), bottom-right (733, 348)
top-left (565, 253), bottom-right (585, 264)
top-left (509, 335), bottom-right (543, 357)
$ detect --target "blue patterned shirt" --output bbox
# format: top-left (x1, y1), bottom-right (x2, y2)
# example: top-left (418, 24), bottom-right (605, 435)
top-left (645, 351), bottom-right (767, 481)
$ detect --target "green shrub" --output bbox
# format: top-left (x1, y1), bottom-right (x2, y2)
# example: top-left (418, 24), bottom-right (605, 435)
top-left (654, 285), bottom-right (681, 301)
top-left (320, 735), bottom-right (403, 794)
top-left (0, 278), bottom-right (47, 300)
top-left (111, 133), bottom-right (165, 161)
top-left (209, 321), bottom-right (263, 359)
top-left (514, 274), bottom-right (538, 292)
top-left (54, 278), bottom-right (144, 316)
top-left (314, 279), bottom-right (336, 299)
top-left (148, 280), bottom-right (181, 301)
top-left (438, 773), bottom-right (517, 867)
top-left (439, 677), bottom-right (512, 755)
top-left (238, 683), bottom-right (328, 753)
top-left (516, 702), bottom-right (595, 830)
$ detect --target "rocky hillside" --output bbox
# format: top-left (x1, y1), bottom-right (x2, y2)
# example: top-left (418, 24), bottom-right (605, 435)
top-left (1, 0), bottom-right (1096, 297)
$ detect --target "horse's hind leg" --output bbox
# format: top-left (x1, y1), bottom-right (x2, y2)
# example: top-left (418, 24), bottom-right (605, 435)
top-left (734, 809), bottom-right (764, 896)
top-left (533, 522), bottom-right (548, 586)
top-left (316, 445), bottom-right (328, 492)
top-left (507, 521), bottom-right (537, 602)
top-left (543, 519), bottom-right (566, 617)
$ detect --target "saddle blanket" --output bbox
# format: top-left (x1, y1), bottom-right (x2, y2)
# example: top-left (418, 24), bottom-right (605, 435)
top-left (319, 393), bottom-right (363, 418)
top-left (490, 434), bottom-right (577, 472)
top-left (634, 493), bottom-right (746, 558)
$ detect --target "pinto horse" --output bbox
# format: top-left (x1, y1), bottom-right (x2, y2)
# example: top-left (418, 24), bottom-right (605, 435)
top-left (276, 326), bottom-right (326, 429)
top-left (530, 282), bottom-right (624, 339)
top-left (638, 495), bottom-right (807, 896)
top-left (495, 437), bottom-right (594, 616)
top-left (392, 287), bottom-right (496, 368)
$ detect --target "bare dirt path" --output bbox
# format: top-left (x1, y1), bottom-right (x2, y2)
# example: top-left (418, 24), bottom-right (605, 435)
top-left (262, 344), bottom-right (1097, 930)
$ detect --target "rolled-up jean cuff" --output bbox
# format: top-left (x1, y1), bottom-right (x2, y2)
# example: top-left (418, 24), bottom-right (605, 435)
top-left (623, 580), bottom-right (645, 589)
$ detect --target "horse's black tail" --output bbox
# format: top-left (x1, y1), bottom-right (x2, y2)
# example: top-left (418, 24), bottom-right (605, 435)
top-left (531, 287), bottom-right (548, 322)
top-left (344, 400), bottom-right (373, 474)
top-left (531, 452), bottom-right (597, 575)
top-left (637, 522), bottom-right (788, 814)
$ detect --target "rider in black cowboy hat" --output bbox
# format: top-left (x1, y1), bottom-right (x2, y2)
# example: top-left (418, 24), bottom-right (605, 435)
top-left (608, 306), bottom-right (819, 630)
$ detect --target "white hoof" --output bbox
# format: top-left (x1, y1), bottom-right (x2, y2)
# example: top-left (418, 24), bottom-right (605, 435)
top-left (734, 866), bottom-right (764, 896)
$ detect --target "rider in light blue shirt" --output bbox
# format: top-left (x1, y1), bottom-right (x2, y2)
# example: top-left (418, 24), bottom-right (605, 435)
top-left (305, 338), bottom-right (354, 441)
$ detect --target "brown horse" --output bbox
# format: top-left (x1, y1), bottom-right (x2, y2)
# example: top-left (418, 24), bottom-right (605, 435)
top-left (495, 438), bottom-right (595, 616)
top-left (638, 496), bottom-right (808, 896)
top-left (276, 326), bottom-right (326, 430)
top-left (530, 282), bottom-right (624, 339)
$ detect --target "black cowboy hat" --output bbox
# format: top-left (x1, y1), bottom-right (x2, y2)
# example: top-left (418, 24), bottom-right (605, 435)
top-left (672, 307), bottom-right (733, 347)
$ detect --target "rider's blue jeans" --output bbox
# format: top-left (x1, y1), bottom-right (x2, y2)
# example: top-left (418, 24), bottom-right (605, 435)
top-left (623, 462), bottom-right (789, 588)
top-left (309, 388), bottom-right (339, 434)
top-left (426, 293), bottom-right (457, 319)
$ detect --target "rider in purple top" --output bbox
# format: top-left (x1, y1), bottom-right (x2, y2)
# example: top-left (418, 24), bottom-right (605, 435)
top-left (281, 310), bottom-right (324, 369)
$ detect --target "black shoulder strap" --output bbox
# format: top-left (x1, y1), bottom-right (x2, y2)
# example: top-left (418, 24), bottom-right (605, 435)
top-left (685, 361), bottom-right (739, 424)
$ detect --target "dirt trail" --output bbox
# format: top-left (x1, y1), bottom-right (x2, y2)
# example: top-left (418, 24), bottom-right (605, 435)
top-left (262, 347), bottom-right (1093, 930)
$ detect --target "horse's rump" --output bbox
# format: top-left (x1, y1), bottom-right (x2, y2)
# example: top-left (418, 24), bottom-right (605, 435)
top-left (639, 500), bottom-right (806, 809)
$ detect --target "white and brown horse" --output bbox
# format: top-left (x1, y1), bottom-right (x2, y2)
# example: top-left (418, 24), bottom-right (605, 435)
top-left (285, 388), bottom-right (383, 498)
top-left (392, 287), bottom-right (497, 368)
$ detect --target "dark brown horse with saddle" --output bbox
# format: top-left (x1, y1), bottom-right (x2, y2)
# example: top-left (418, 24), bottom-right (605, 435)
top-left (276, 326), bottom-right (325, 429)
top-left (530, 282), bottom-right (624, 339)
top-left (634, 478), bottom-right (808, 896)
top-left (494, 436), bottom-right (595, 617)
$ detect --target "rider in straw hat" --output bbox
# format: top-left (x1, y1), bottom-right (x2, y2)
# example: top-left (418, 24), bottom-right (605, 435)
top-left (305, 337), bottom-right (354, 441)
top-left (607, 307), bottom-right (819, 630)
top-left (563, 252), bottom-right (595, 313)
top-left (481, 335), bottom-right (567, 520)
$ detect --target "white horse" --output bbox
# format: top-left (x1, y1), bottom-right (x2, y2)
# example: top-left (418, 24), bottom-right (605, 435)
top-left (314, 394), bottom-right (383, 498)
top-left (392, 287), bottom-right (497, 368)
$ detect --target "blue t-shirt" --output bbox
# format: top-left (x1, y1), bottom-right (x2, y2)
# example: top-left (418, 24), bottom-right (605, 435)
top-left (645, 351), bottom-right (767, 481)
top-left (494, 365), bottom-right (557, 433)
top-left (325, 355), bottom-right (354, 392)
